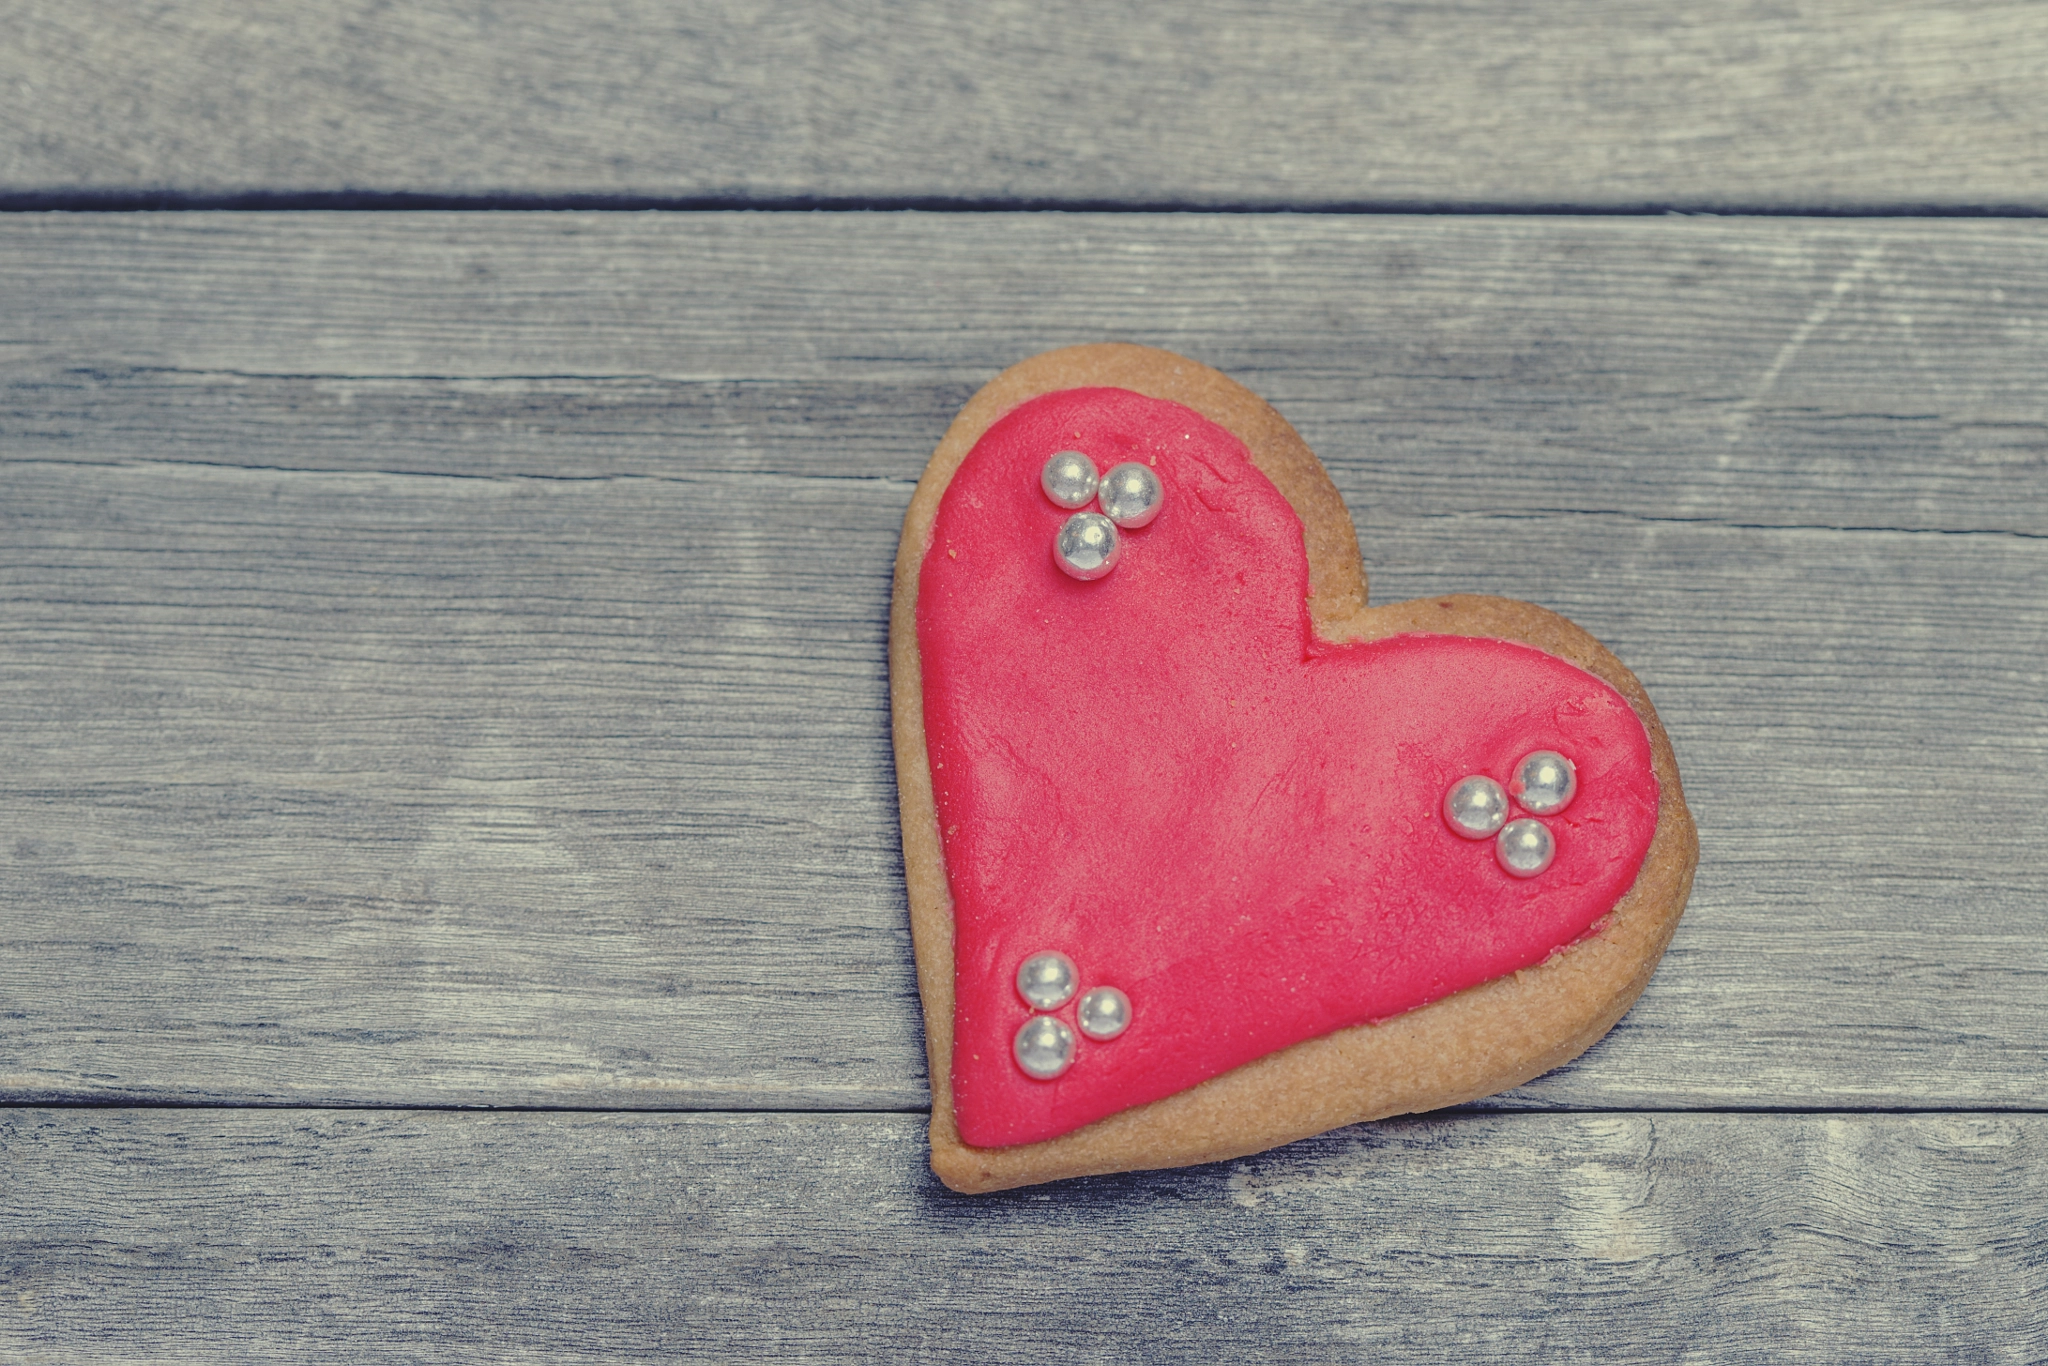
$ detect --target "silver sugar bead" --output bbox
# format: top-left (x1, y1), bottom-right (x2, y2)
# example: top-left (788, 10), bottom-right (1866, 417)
top-left (1054, 512), bottom-right (1121, 581)
top-left (1511, 750), bottom-right (1577, 815)
top-left (1097, 462), bottom-right (1164, 528)
top-left (1443, 775), bottom-right (1509, 839)
top-left (1017, 951), bottom-right (1078, 1010)
top-left (1014, 1015), bottom-right (1075, 1080)
top-left (1041, 451), bottom-right (1099, 510)
top-left (1496, 818), bottom-right (1555, 878)
top-left (1077, 986), bottom-right (1131, 1040)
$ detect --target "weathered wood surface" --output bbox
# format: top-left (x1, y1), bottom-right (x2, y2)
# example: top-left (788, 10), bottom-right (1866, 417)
top-left (3, 214), bottom-right (2045, 1112)
top-left (3, 1108), bottom-right (2044, 1362)
top-left (4, 1), bottom-right (2046, 210)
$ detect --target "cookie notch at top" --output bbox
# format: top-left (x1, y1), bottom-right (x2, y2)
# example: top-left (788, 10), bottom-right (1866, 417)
top-left (890, 344), bottom-right (1698, 1194)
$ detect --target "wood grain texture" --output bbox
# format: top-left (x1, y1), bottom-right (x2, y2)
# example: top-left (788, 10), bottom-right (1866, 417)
top-left (3, 1), bottom-right (2046, 210)
top-left (3, 1108), bottom-right (2044, 1362)
top-left (6, 214), bottom-right (2046, 531)
top-left (2, 213), bottom-right (2046, 1113)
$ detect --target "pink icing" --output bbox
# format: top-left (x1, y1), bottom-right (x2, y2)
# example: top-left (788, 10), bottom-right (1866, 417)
top-left (918, 388), bottom-right (1659, 1148)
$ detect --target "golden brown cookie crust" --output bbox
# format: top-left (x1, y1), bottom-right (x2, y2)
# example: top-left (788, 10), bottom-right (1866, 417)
top-left (890, 344), bottom-right (1698, 1194)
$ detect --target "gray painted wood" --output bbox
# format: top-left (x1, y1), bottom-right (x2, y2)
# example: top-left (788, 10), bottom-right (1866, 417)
top-left (3, 213), bottom-right (2046, 1113)
top-left (7, 214), bottom-right (2047, 532)
top-left (4, 1), bottom-right (2046, 210)
top-left (3, 1108), bottom-right (2044, 1361)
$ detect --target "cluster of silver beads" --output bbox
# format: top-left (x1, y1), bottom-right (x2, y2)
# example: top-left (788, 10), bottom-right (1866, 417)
top-left (1042, 451), bottom-right (1166, 582)
top-left (1012, 949), bottom-right (1133, 1080)
top-left (1442, 750), bottom-right (1578, 878)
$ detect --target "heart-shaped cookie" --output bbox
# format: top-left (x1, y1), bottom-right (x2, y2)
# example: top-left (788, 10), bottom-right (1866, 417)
top-left (892, 345), bottom-right (1697, 1193)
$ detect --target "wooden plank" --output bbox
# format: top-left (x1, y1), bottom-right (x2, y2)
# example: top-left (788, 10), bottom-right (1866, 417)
top-left (5, 214), bottom-right (2046, 532)
top-left (2, 214), bottom-right (2045, 1111)
top-left (3, 461), bottom-right (2044, 1110)
top-left (3, 1), bottom-right (2045, 210)
top-left (3, 1108), bottom-right (2044, 1361)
